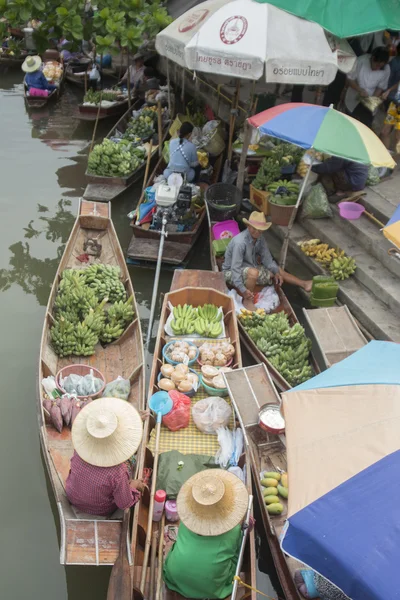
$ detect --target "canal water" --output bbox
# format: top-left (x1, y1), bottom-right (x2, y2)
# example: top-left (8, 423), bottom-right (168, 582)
top-left (0, 71), bottom-right (287, 599)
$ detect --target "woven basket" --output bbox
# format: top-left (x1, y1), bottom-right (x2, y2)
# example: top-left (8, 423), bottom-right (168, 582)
top-left (56, 364), bottom-right (106, 400)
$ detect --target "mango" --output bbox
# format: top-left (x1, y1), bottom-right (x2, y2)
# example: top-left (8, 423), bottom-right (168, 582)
top-left (264, 495), bottom-right (279, 505)
top-left (281, 473), bottom-right (288, 488)
top-left (277, 485), bottom-right (288, 499)
top-left (262, 487), bottom-right (278, 497)
top-left (263, 471), bottom-right (281, 481)
top-left (261, 478), bottom-right (278, 488)
top-left (267, 503), bottom-right (283, 515)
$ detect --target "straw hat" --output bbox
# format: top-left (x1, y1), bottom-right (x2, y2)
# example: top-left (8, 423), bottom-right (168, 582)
top-left (177, 469), bottom-right (248, 536)
top-left (22, 55), bottom-right (42, 73)
top-left (243, 211), bottom-right (271, 231)
top-left (72, 397), bottom-right (143, 468)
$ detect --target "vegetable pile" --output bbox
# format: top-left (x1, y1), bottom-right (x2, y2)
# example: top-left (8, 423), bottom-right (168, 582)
top-left (88, 138), bottom-right (146, 177)
top-left (83, 88), bottom-right (125, 104)
top-left (50, 264), bottom-right (134, 357)
top-left (238, 310), bottom-right (313, 386)
top-left (253, 141), bottom-right (304, 192)
top-left (299, 239), bottom-right (356, 280)
top-left (268, 179), bottom-right (300, 207)
top-left (123, 107), bottom-right (157, 141)
top-left (170, 304), bottom-right (223, 338)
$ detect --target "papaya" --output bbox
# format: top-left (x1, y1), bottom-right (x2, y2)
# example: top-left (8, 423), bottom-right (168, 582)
top-left (261, 478), bottom-right (278, 488)
top-left (263, 472), bottom-right (281, 481)
top-left (262, 487), bottom-right (278, 497)
top-left (277, 485), bottom-right (288, 499)
top-left (267, 503), bottom-right (283, 515)
top-left (281, 473), bottom-right (288, 488)
top-left (264, 495), bottom-right (279, 505)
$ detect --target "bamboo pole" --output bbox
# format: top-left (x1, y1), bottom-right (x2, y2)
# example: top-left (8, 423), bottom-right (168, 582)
top-left (166, 58), bottom-right (171, 116)
top-left (90, 90), bottom-right (103, 153)
top-left (141, 140), bottom-right (153, 197)
top-left (155, 513), bottom-right (166, 600)
top-left (127, 50), bottom-right (131, 108)
top-left (181, 67), bottom-right (185, 103)
top-left (227, 79), bottom-right (241, 163)
top-left (237, 120), bottom-right (251, 193)
top-left (149, 529), bottom-right (158, 599)
top-left (157, 100), bottom-right (163, 157)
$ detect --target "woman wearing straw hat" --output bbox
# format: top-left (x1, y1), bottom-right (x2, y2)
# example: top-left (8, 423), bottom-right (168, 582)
top-left (163, 469), bottom-right (249, 599)
top-left (22, 55), bottom-right (58, 94)
top-left (66, 398), bottom-right (147, 517)
top-left (222, 211), bottom-right (312, 301)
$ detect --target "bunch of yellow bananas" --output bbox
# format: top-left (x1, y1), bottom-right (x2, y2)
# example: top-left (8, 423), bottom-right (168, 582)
top-left (300, 240), bottom-right (345, 266)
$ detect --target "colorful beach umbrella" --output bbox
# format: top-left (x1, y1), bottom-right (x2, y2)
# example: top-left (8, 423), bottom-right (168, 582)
top-left (254, 0), bottom-right (400, 38)
top-left (383, 203), bottom-right (400, 249)
top-left (248, 103), bottom-right (396, 168)
top-left (156, 0), bottom-right (355, 84)
top-left (281, 341), bottom-right (400, 600)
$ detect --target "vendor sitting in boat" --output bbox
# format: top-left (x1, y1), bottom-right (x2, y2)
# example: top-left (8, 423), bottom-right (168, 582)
top-left (164, 122), bottom-right (200, 183)
top-left (22, 55), bottom-right (58, 94)
top-left (222, 211), bottom-right (312, 300)
top-left (66, 398), bottom-right (147, 516)
top-left (164, 469), bottom-right (249, 599)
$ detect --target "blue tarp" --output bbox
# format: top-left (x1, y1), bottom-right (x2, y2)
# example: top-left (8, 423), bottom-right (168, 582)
top-left (282, 450), bottom-right (400, 600)
top-left (290, 340), bottom-right (400, 392)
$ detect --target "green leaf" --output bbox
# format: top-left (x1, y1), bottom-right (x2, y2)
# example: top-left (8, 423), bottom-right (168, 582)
top-left (99, 7), bottom-right (110, 19)
top-left (56, 6), bottom-right (68, 16)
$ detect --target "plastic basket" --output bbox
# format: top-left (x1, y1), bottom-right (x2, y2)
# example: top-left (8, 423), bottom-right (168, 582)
top-left (56, 364), bottom-right (106, 400)
top-left (206, 184), bottom-right (242, 221)
top-left (162, 340), bottom-right (199, 366)
top-left (310, 295), bottom-right (337, 308)
top-left (200, 375), bottom-right (229, 397)
top-left (269, 200), bottom-right (296, 226)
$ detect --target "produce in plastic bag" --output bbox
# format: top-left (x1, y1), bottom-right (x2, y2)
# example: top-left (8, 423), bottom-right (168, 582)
top-left (162, 390), bottom-right (191, 432)
top-left (192, 397), bottom-right (232, 434)
top-left (215, 427), bottom-right (234, 468)
top-left (103, 376), bottom-right (131, 401)
top-left (62, 374), bottom-right (82, 394)
top-left (301, 183), bottom-right (333, 219)
top-left (366, 165), bottom-right (380, 186)
top-left (61, 371), bottom-right (103, 397)
top-left (50, 402), bottom-right (63, 433)
top-left (42, 376), bottom-right (61, 399)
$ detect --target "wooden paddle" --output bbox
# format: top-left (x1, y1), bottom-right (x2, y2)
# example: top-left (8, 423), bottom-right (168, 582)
top-left (107, 509), bottom-right (141, 600)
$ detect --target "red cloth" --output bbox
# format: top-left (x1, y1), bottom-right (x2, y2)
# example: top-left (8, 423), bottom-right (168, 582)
top-left (66, 451), bottom-right (141, 516)
top-left (28, 88), bottom-right (49, 97)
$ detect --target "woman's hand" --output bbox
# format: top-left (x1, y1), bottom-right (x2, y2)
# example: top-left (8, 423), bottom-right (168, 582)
top-left (139, 410), bottom-right (150, 422)
top-left (130, 478), bottom-right (148, 492)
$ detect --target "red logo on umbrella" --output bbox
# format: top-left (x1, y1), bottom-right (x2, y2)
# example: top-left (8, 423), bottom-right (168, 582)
top-left (178, 9), bottom-right (209, 33)
top-left (220, 16), bottom-right (248, 45)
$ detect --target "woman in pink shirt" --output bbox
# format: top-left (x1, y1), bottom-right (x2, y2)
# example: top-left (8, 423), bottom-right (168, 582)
top-left (66, 397), bottom-right (146, 516)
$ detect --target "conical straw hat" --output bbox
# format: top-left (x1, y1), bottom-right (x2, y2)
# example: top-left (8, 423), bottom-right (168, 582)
top-left (177, 469), bottom-right (248, 536)
top-left (72, 397), bottom-right (143, 467)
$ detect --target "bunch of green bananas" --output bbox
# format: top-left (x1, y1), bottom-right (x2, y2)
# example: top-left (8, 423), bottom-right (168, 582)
top-left (329, 256), bottom-right (356, 280)
top-left (193, 318), bottom-right (222, 338)
top-left (267, 180), bottom-right (299, 194)
top-left (50, 317), bottom-right (77, 358)
top-left (82, 264), bottom-right (127, 303)
top-left (171, 304), bottom-right (198, 335)
top-left (197, 304), bottom-right (222, 322)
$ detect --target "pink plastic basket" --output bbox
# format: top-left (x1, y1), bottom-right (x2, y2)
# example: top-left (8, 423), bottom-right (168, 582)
top-left (338, 202), bottom-right (365, 220)
top-left (212, 220), bottom-right (240, 240)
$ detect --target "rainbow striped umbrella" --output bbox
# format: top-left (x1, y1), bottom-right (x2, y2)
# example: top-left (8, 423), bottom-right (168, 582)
top-left (248, 103), bottom-right (396, 168)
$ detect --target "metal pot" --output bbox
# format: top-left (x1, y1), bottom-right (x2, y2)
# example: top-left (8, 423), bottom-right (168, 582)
top-left (258, 403), bottom-right (285, 435)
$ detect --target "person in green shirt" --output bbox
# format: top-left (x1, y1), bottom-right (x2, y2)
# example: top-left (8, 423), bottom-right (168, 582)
top-left (163, 469), bottom-right (249, 599)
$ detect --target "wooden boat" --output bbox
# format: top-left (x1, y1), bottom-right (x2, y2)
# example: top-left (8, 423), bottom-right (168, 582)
top-left (65, 61), bottom-right (118, 88)
top-left (224, 363), bottom-right (301, 600)
top-left (126, 153), bottom-right (224, 267)
top-left (78, 94), bottom-right (133, 122)
top-left (206, 207), bottom-right (320, 391)
top-left (38, 199), bottom-right (145, 566)
top-left (0, 53), bottom-right (26, 68)
top-left (83, 101), bottom-right (164, 203)
top-left (128, 270), bottom-right (256, 599)
top-left (24, 62), bottom-right (66, 109)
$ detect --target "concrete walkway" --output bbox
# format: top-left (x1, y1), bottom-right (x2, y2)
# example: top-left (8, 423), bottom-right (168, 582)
top-left (271, 171), bottom-right (400, 342)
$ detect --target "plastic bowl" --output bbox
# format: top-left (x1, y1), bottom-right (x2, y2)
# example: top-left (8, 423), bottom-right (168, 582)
top-left (157, 368), bottom-right (199, 397)
top-left (162, 340), bottom-right (199, 366)
top-left (200, 375), bottom-right (229, 397)
top-left (338, 202), bottom-right (365, 220)
top-left (258, 404), bottom-right (285, 435)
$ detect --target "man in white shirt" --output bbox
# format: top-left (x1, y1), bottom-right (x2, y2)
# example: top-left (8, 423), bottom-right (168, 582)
top-left (345, 47), bottom-right (390, 128)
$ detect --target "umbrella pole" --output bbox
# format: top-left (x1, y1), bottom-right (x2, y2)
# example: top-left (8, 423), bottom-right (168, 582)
top-left (237, 121), bottom-right (251, 192)
top-left (279, 162), bottom-right (313, 269)
top-left (181, 67), bottom-right (185, 103)
top-left (166, 59), bottom-right (171, 116)
top-left (157, 101), bottom-right (163, 157)
top-left (228, 79), bottom-right (241, 163)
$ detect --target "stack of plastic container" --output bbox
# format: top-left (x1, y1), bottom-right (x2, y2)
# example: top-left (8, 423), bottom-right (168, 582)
top-left (310, 275), bottom-right (339, 307)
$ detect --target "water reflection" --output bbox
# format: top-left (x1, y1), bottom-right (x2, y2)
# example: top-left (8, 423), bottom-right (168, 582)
top-left (0, 199), bottom-right (75, 306)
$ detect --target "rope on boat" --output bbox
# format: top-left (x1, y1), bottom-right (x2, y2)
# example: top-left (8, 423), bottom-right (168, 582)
top-left (233, 575), bottom-right (285, 600)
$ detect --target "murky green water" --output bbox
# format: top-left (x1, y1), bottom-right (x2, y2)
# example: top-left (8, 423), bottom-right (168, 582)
top-left (0, 70), bottom-right (285, 600)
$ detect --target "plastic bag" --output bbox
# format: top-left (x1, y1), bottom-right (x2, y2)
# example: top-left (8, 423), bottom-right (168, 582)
top-left (42, 376), bottom-right (60, 399)
top-left (301, 183), bottom-right (333, 219)
top-left (215, 427), bottom-right (234, 468)
top-left (192, 397), bottom-right (232, 435)
top-left (162, 390), bottom-right (191, 432)
top-left (61, 371), bottom-right (103, 396)
top-left (103, 376), bottom-right (131, 401)
top-left (228, 287), bottom-right (280, 315)
top-left (366, 165), bottom-right (380, 186)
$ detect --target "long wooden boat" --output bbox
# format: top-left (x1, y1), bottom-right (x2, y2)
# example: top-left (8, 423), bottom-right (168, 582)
top-left (83, 100), bottom-right (164, 203)
top-left (126, 153), bottom-right (223, 267)
top-left (24, 62), bottom-right (66, 109)
top-left (0, 53), bottom-right (27, 68)
top-left (38, 199), bottom-right (145, 566)
top-left (206, 206), bottom-right (320, 391)
top-left (128, 270), bottom-right (256, 599)
top-left (224, 364), bottom-right (301, 600)
top-left (78, 94), bottom-right (133, 122)
top-left (65, 61), bottom-right (118, 88)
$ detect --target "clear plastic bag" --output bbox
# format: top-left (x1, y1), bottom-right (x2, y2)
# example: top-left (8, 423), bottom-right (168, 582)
top-left (301, 183), bottom-right (333, 219)
top-left (192, 397), bottom-right (232, 435)
top-left (103, 376), bottom-right (131, 401)
top-left (62, 371), bottom-right (103, 396)
top-left (62, 374), bottom-right (82, 395)
top-left (162, 391), bottom-right (191, 432)
top-left (215, 427), bottom-right (234, 468)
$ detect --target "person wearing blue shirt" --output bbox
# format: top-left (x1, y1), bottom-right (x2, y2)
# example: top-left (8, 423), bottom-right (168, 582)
top-left (381, 45), bottom-right (400, 150)
top-left (22, 55), bottom-right (57, 92)
top-left (164, 122), bottom-right (200, 183)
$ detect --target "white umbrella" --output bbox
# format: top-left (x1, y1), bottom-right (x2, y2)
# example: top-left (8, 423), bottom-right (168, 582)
top-left (156, 0), bottom-right (355, 85)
